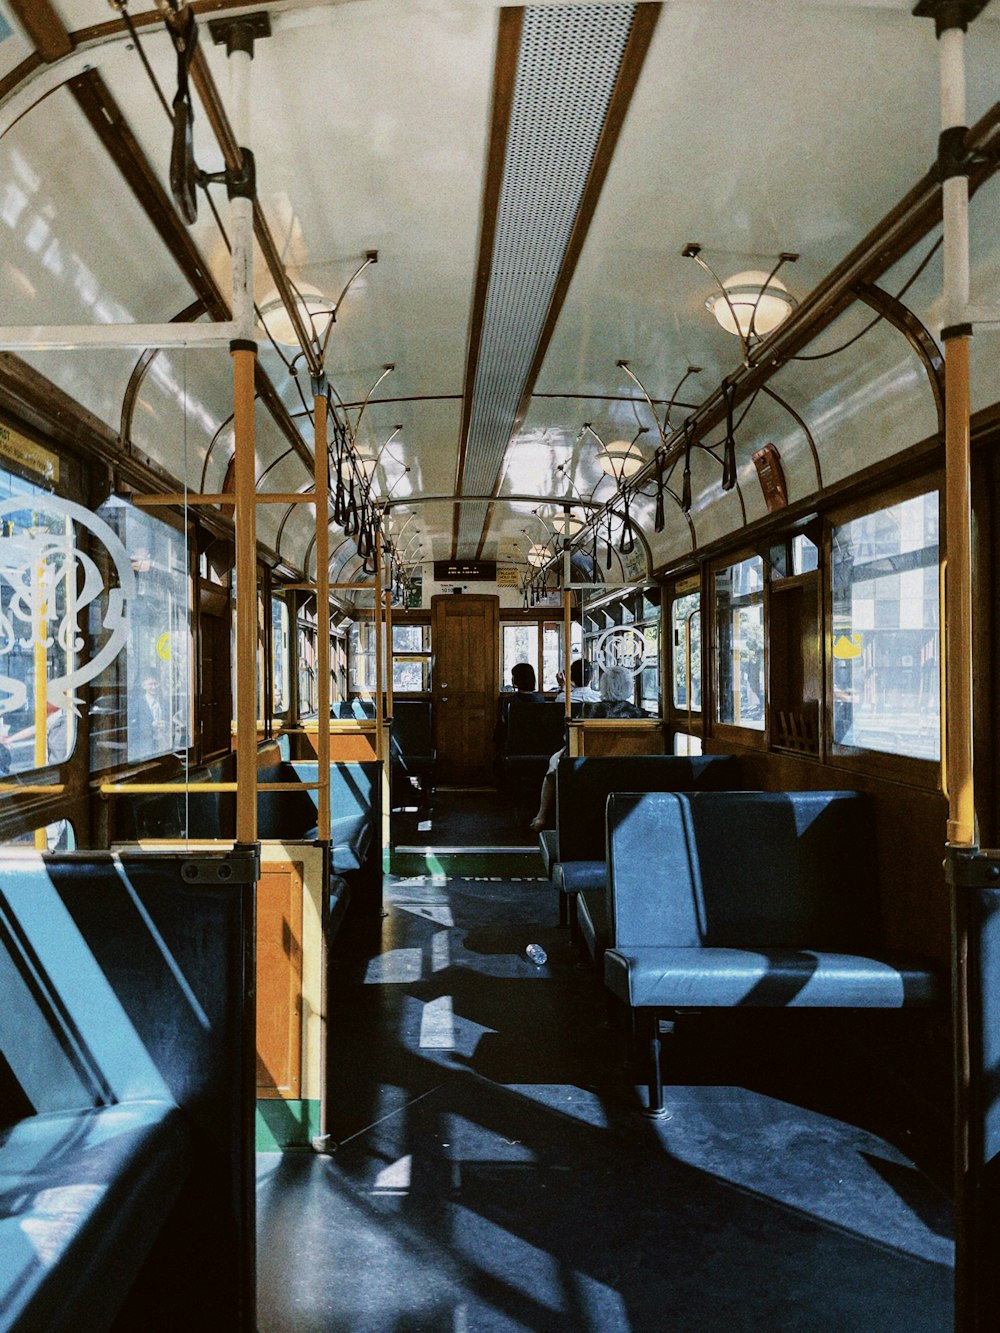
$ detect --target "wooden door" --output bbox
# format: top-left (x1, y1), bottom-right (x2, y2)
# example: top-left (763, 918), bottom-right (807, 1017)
top-left (432, 594), bottom-right (498, 784)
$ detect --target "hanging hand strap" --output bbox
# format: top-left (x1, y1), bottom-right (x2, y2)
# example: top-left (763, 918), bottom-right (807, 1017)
top-left (654, 448), bottom-right (665, 532)
top-left (681, 418), bottom-right (693, 513)
top-left (168, 7), bottom-right (199, 225)
top-left (721, 380), bottom-right (737, 492)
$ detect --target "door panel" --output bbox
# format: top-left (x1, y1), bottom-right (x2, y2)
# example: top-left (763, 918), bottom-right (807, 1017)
top-left (432, 595), bottom-right (499, 784)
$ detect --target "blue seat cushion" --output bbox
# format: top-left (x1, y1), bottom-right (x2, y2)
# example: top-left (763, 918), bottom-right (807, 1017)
top-left (554, 860), bottom-right (605, 896)
top-left (330, 814), bottom-right (372, 874)
top-left (604, 946), bottom-right (941, 1010)
top-left (0, 1100), bottom-right (190, 1333)
top-left (538, 829), bottom-right (558, 879)
top-left (577, 889), bottom-right (608, 963)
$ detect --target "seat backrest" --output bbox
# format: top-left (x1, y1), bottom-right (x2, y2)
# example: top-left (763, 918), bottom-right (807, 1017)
top-left (557, 754), bottom-right (742, 861)
top-left (392, 701), bottom-right (433, 758)
top-left (0, 850), bottom-right (250, 1120)
top-left (607, 789), bottom-right (879, 952)
top-left (113, 757), bottom-right (236, 841)
top-left (504, 701), bottom-right (566, 758)
top-left (0, 849), bottom-right (253, 1322)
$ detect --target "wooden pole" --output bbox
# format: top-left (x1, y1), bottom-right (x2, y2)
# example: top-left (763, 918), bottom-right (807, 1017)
top-left (233, 343), bottom-right (258, 844)
top-left (944, 333), bottom-right (974, 846)
top-left (314, 386), bottom-right (331, 841)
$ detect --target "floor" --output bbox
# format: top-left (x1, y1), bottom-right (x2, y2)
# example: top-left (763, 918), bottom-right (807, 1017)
top-left (256, 865), bottom-right (954, 1332)
top-left (392, 786), bottom-right (539, 850)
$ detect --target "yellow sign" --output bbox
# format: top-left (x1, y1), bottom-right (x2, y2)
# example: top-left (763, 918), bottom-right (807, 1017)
top-left (497, 566), bottom-right (519, 587)
top-left (832, 633), bottom-right (862, 660)
top-left (0, 421), bottom-right (59, 483)
top-left (157, 632), bottom-right (172, 662)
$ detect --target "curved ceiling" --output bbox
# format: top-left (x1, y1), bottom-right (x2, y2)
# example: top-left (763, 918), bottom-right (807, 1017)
top-left (0, 0), bottom-right (998, 589)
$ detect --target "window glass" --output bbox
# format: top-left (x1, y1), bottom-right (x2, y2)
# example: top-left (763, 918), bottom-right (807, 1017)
top-left (298, 617), bottom-right (317, 715)
top-left (673, 731), bottom-right (703, 756)
top-left (793, 533), bottom-right (819, 575)
top-left (92, 498), bottom-right (191, 766)
top-left (349, 619), bottom-right (377, 693)
top-left (714, 556), bottom-right (765, 729)
top-left (0, 474), bottom-right (79, 772)
top-left (392, 658), bottom-right (430, 692)
top-left (390, 622), bottom-right (430, 693)
top-left (671, 592), bottom-right (701, 712)
top-left (541, 622), bottom-right (563, 692)
top-left (393, 624), bottom-right (429, 653)
top-left (272, 596), bottom-right (290, 714)
top-left (831, 492), bottom-right (939, 760)
top-left (501, 623), bottom-right (538, 690)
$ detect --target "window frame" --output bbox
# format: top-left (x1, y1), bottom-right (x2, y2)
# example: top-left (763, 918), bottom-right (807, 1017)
top-left (709, 549), bottom-right (768, 750)
top-left (823, 476), bottom-right (943, 789)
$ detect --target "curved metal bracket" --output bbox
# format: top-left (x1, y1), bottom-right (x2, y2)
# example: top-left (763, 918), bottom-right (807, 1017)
top-left (853, 280), bottom-right (946, 437)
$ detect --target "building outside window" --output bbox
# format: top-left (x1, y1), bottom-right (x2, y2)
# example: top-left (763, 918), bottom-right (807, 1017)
top-left (831, 491), bottom-right (939, 761)
top-left (714, 555), bottom-right (765, 730)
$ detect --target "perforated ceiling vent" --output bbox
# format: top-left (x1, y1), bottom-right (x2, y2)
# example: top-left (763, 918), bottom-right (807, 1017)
top-left (457, 3), bottom-right (636, 556)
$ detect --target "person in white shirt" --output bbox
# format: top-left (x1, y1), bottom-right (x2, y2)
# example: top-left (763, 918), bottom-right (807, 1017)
top-left (553, 657), bottom-right (601, 705)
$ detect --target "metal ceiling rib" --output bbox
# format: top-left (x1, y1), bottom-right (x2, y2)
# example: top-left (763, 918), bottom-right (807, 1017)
top-left (456, 2), bottom-right (637, 557)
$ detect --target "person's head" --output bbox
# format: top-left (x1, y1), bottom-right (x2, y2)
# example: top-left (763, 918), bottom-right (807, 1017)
top-left (142, 674), bottom-right (157, 695)
top-left (600, 664), bottom-right (634, 704)
top-left (569, 658), bottom-right (591, 688)
top-left (511, 662), bottom-right (536, 692)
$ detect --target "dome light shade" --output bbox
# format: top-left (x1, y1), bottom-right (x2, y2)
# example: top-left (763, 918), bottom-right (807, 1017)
top-left (527, 542), bottom-right (550, 567)
top-left (706, 271), bottom-right (794, 338)
top-left (599, 439), bottom-right (645, 480)
top-left (258, 283), bottom-right (333, 346)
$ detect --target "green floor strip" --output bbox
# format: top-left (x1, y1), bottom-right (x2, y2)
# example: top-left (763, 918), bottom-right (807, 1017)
top-left (256, 1098), bottom-right (321, 1151)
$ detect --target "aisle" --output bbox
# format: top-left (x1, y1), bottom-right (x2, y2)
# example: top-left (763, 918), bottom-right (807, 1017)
top-left (256, 874), bottom-right (953, 1332)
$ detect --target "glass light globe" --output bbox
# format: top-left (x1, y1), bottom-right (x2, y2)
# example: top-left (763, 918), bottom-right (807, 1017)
top-left (599, 440), bottom-right (645, 480)
top-left (258, 283), bottom-right (333, 346)
top-left (706, 271), bottom-right (794, 338)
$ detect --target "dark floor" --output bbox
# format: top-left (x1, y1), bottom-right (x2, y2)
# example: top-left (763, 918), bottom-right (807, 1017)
top-left (393, 786), bottom-right (538, 849)
top-left (256, 869), bottom-right (954, 1332)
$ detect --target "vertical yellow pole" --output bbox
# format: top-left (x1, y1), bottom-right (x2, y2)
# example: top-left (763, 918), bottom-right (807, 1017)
top-left (374, 540), bottom-right (385, 760)
top-left (33, 561), bottom-right (47, 850)
top-left (944, 334), bottom-right (974, 846)
top-left (233, 343), bottom-right (258, 845)
top-left (385, 575), bottom-right (394, 721)
top-left (314, 387), bottom-right (331, 842)
top-left (375, 541), bottom-right (390, 859)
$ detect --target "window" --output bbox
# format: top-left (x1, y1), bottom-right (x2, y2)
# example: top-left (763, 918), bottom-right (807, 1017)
top-left (391, 622), bottom-right (431, 693)
top-left (501, 623), bottom-right (538, 690)
top-left (297, 614), bottom-right (317, 716)
top-left (349, 618), bottom-right (377, 694)
top-left (671, 589), bottom-right (701, 712)
top-left (272, 595), bottom-right (290, 714)
top-left (831, 491), bottom-right (939, 761)
top-left (0, 473), bottom-right (78, 773)
top-left (581, 588), bottom-right (660, 713)
top-left (714, 556), bottom-right (765, 730)
top-left (91, 499), bottom-right (191, 768)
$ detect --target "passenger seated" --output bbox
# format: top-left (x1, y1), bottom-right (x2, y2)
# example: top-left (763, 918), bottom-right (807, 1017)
top-left (529, 659), bottom-right (620, 832)
top-left (494, 661), bottom-right (545, 748)
top-left (583, 664), bottom-right (645, 720)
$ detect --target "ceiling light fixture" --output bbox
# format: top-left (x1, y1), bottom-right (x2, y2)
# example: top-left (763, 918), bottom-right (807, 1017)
top-left (598, 438), bottom-right (645, 483)
top-left (258, 283), bottom-right (333, 347)
top-left (705, 270), bottom-right (796, 339)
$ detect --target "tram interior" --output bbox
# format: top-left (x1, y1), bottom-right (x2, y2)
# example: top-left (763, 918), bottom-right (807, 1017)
top-left (2, 0), bottom-right (1000, 1328)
